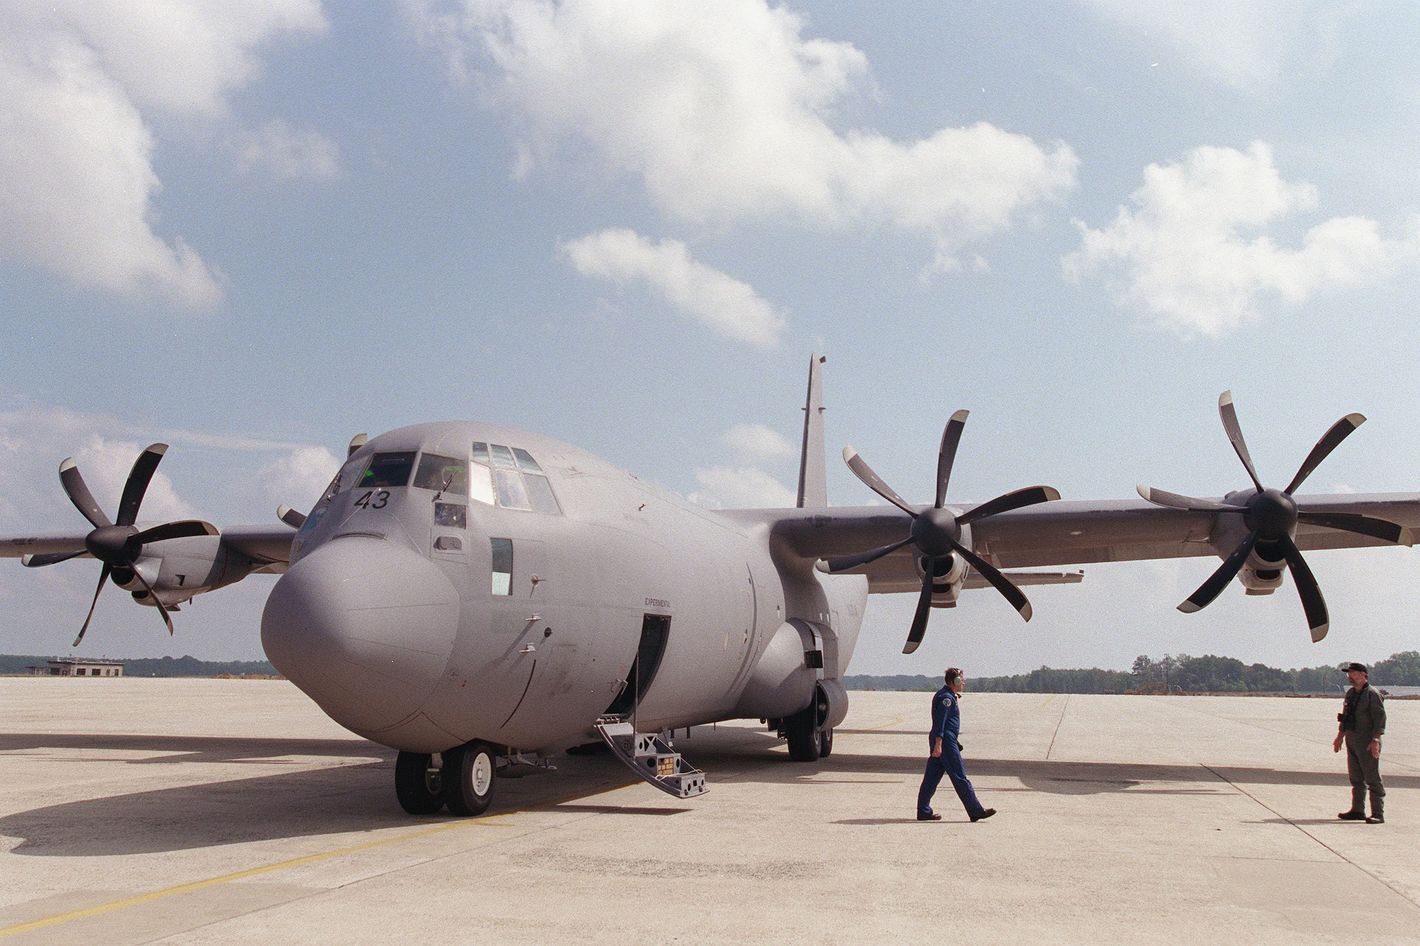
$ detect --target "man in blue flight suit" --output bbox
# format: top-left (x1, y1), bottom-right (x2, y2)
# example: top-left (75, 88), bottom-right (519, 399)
top-left (916, 667), bottom-right (995, 822)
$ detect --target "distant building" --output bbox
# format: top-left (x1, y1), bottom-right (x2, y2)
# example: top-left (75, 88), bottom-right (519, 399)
top-left (27, 657), bottom-right (124, 678)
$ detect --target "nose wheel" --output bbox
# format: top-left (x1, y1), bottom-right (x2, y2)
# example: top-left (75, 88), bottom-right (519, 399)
top-left (442, 740), bottom-right (497, 816)
top-left (394, 751), bottom-right (444, 815)
top-left (394, 741), bottom-right (498, 816)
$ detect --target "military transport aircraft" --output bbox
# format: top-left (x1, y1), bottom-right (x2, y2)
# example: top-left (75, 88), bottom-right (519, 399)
top-left (4, 356), bottom-right (1418, 816)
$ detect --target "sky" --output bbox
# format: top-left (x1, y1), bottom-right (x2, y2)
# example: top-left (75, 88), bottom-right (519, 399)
top-left (2, 0), bottom-right (1420, 677)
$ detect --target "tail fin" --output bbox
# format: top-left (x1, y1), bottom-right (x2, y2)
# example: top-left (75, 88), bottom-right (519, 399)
top-left (796, 354), bottom-right (827, 508)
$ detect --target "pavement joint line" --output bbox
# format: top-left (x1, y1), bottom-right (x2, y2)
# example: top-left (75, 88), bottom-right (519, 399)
top-left (1199, 763), bottom-right (1420, 912)
top-left (0, 775), bottom-right (667, 941)
top-left (1045, 694), bottom-right (1070, 760)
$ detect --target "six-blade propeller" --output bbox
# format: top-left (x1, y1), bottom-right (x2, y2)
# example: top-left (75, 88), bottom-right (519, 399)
top-left (22, 444), bottom-right (218, 647)
top-left (826, 411), bottom-right (1061, 654)
top-left (1137, 392), bottom-right (1412, 642)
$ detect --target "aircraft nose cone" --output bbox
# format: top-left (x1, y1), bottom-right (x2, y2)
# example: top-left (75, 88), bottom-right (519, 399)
top-left (261, 536), bottom-right (459, 735)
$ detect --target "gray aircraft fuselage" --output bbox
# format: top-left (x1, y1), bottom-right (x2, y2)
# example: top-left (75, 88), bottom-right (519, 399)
top-left (260, 420), bottom-right (865, 755)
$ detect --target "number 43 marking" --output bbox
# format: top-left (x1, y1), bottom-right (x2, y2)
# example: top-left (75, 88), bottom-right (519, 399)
top-left (353, 490), bottom-right (390, 509)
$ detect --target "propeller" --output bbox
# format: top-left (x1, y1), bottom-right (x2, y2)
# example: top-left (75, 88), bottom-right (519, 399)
top-left (1137, 391), bottom-right (1412, 643)
top-left (24, 444), bottom-right (218, 647)
top-left (825, 411), bottom-right (1061, 654)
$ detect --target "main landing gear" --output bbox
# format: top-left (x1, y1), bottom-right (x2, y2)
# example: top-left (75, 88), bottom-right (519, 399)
top-left (778, 689), bottom-right (834, 762)
top-left (394, 740), bottom-right (497, 816)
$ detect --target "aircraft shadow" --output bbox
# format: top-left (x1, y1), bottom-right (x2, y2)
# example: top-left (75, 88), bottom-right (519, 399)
top-left (0, 731), bottom-right (644, 856)
top-left (674, 728), bottom-right (1420, 798)
top-left (3, 728), bottom-right (1412, 856)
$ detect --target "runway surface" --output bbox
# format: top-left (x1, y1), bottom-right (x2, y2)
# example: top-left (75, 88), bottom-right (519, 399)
top-left (1, 679), bottom-right (1417, 944)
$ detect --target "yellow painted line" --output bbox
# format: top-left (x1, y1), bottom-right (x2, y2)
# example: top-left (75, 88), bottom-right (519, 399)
top-left (0, 816), bottom-right (504, 940)
top-left (1, 778), bottom-right (643, 939)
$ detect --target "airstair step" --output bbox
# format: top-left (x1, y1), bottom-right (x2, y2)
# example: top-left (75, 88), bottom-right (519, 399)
top-left (593, 718), bottom-right (708, 799)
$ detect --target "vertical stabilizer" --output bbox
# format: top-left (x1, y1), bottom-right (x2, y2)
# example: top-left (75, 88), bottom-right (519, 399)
top-left (796, 354), bottom-right (827, 508)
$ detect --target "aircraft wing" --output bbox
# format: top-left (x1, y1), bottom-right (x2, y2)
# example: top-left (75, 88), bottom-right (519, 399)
top-left (1, 524), bottom-right (294, 568)
top-left (756, 492), bottom-right (1420, 591)
top-left (218, 525), bottom-right (296, 570)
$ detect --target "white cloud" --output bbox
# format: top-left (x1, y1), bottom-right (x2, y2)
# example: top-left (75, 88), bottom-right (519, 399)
top-left (562, 228), bottom-right (786, 346)
top-left (1062, 142), bottom-right (1420, 337)
top-left (413, 0), bottom-right (1078, 267)
top-left (723, 423), bottom-right (795, 462)
top-left (0, 408), bottom-right (198, 531)
top-left (235, 120), bottom-right (342, 180)
top-left (258, 445), bottom-right (341, 511)
top-left (0, 2), bottom-right (326, 306)
top-left (688, 466), bottom-right (796, 510)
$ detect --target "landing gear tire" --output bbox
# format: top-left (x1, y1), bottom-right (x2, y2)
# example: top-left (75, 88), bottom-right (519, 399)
top-left (443, 740), bottom-right (497, 816)
top-left (785, 705), bottom-right (821, 762)
top-left (817, 727), bottom-right (834, 759)
top-left (394, 751), bottom-right (444, 815)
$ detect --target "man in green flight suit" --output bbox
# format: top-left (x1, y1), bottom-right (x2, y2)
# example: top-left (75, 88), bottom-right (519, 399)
top-left (1332, 661), bottom-right (1386, 824)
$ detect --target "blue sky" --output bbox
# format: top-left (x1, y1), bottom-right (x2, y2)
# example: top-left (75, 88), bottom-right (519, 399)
top-left (2, 0), bottom-right (1419, 676)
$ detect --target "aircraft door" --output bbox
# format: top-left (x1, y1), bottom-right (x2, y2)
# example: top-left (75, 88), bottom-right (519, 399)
top-left (603, 613), bottom-right (670, 717)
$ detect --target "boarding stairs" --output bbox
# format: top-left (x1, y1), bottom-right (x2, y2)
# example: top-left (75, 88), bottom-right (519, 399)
top-left (594, 716), bottom-right (707, 799)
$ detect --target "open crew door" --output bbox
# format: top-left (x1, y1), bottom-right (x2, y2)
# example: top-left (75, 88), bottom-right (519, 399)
top-left (603, 613), bottom-right (670, 717)
top-left (595, 613), bottom-right (706, 798)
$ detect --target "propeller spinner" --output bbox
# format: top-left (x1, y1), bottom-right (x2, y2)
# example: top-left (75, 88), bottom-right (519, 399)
top-left (1137, 391), bottom-right (1412, 643)
top-left (826, 411), bottom-right (1061, 654)
top-left (23, 444), bottom-right (218, 647)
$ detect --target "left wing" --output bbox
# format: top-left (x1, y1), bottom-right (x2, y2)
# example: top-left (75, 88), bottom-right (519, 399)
top-left (0, 442), bottom-right (297, 647)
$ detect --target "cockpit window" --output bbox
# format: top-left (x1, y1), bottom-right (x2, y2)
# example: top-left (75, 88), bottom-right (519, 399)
top-left (321, 454), bottom-right (369, 502)
top-left (360, 452), bottom-right (416, 488)
top-left (414, 453), bottom-right (469, 494)
top-left (489, 443), bottom-right (517, 469)
top-left (471, 441), bottom-right (561, 514)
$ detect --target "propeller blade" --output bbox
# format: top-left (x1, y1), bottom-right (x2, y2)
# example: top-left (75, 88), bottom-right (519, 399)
top-left (116, 444), bottom-right (168, 527)
top-left (278, 505), bottom-right (307, 528)
top-left (1178, 531), bottom-right (1258, 614)
top-left (903, 568), bottom-right (935, 655)
top-left (1284, 413), bottom-right (1366, 495)
top-left (1280, 537), bottom-right (1329, 642)
top-left (130, 566), bottom-right (175, 636)
top-left (348, 433), bottom-right (368, 458)
top-left (74, 563), bottom-right (112, 648)
top-left (22, 551), bottom-right (86, 567)
top-left (1218, 391), bottom-right (1264, 493)
top-left (1136, 484), bottom-right (1237, 513)
top-left (824, 536), bottom-right (915, 573)
top-left (951, 542), bottom-right (1032, 621)
top-left (934, 411), bottom-right (969, 509)
top-left (58, 459), bottom-right (112, 529)
top-left (132, 519), bottom-right (219, 545)
top-left (843, 447), bottom-right (917, 517)
top-left (1296, 511), bottom-right (1412, 546)
top-left (957, 485), bottom-right (1061, 526)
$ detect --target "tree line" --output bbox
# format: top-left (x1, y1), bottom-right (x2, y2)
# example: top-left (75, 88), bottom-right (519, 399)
top-left (846, 650), bottom-right (1420, 694)
top-left (0, 654), bottom-right (279, 677)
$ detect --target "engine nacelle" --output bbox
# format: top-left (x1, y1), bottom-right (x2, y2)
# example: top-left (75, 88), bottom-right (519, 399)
top-left (1239, 549), bottom-right (1286, 596)
top-left (1208, 512), bottom-right (1285, 597)
top-left (919, 548), bottom-right (969, 608)
top-left (112, 535), bottom-right (257, 609)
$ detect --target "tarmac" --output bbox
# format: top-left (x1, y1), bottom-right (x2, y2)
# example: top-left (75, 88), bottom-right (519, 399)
top-left (1, 678), bottom-right (1417, 945)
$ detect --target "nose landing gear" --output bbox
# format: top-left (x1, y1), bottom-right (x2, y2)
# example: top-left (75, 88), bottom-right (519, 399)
top-left (394, 740), bottom-right (497, 817)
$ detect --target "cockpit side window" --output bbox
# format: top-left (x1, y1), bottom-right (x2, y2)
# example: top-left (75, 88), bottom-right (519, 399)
top-left (321, 454), bottom-right (370, 503)
top-left (414, 453), bottom-right (469, 494)
top-left (490, 537), bottom-right (513, 596)
top-left (360, 452), bottom-right (417, 488)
